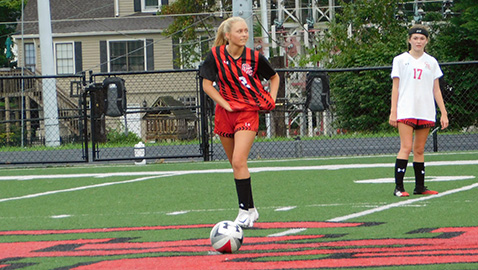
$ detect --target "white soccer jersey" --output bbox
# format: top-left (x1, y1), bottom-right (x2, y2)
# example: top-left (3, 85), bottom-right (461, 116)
top-left (391, 52), bottom-right (443, 122)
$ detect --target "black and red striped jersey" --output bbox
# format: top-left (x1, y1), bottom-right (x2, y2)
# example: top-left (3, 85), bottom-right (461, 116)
top-left (199, 45), bottom-right (276, 111)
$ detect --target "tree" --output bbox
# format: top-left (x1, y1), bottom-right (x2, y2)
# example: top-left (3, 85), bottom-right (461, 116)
top-left (308, 0), bottom-right (477, 133)
top-left (0, 0), bottom-right (25, 67)
top-left (310, 0), bottom-right (406, 132)
top-left (430, 0), bottom-right (478, 129)
top-left (431, 0), bottom-right (478, 61)
top-left (161, 0), bottom-right (231, 68)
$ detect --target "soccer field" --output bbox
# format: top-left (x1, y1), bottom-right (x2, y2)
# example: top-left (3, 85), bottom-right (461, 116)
top-left (0, 151), bottom-right (477, 269)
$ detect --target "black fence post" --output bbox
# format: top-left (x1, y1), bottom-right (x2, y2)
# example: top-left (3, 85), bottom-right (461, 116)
top-left (89, 85), bottom-right (98, 161)
top-left (86, 80), bottom-right (106, 161)
top-left (81, 86), bottom-right (89, 162)
top-left (79, 72), bottom-right (89, 162)
top-left (198, 73), bottom-right (211, 161)
top-left (429, 127), bottom-right (439, 152)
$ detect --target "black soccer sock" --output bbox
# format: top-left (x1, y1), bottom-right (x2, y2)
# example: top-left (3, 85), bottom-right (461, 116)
top-left (248, 179), bottom-right (255, 209)
top-left (414, 162), bottom-right (425, 188)
top-left (394, 159), bottom-right (408, 188)
top-left (235, 178), bottom-right (251, 210)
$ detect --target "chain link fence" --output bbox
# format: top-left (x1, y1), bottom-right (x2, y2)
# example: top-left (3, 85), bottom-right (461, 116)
top-left (1, 62), bottom-right (477, 165)
top-left (0, 69), bottom-right (86, 164)
top-left (240, 62), bottom-right (478, 161)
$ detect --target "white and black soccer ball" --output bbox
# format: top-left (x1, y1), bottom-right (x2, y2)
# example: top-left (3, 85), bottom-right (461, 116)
top-left (210, 220), bottom-right (244, 253)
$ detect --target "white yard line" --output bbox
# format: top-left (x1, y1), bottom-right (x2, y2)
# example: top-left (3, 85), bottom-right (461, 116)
top-left (268, 228), bottom-right (307, 237)
top-left (0, 158), bottom-right (475, 239)
top-left (2, 160), bottom-right (477, 181)
top-left (355, 175), bottom-right (476, 184)
top-left (0, 171), bottom-right (191, 181)
top-left (275, 206), bottom-right (297, 211)
top-left (1, 159), bottom-right (476, 224)
top-left (0, 173), bottom-right (182, 203)
top-left (328, 182), bottom-right (478, 222)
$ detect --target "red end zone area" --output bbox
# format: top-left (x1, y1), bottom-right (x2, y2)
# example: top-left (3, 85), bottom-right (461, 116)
top-left (1, 222), bottom-right (478, 269)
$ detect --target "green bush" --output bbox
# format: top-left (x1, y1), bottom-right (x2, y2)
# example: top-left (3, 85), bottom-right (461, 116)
top-left (106, 128), bottom-right (141, 144)
top-left (0, 123), bottom-right (21, 146)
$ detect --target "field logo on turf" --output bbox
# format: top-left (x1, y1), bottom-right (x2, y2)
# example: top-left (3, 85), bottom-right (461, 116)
top-left (1, 222), bottom-right (478, 269)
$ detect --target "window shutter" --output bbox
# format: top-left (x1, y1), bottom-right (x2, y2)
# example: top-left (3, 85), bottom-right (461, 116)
top-left (146, 39), bottom-right (154, 71)
top-left (100, 40), bottom-right (107, 72)
top-left (161, 0), bottom-right (169, 5)
top-left (74, 42), bottom-right (82, 74)
top-left (134, 0), bottom-right (141, 12)
top-left (172, 37), bottom-right (179, 69)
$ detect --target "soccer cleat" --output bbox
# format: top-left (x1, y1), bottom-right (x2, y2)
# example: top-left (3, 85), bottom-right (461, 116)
top-left (394, 187), bottom-right (409, 197)
top-left (234, 209), bottom-right (251, 228)
top-left (234, 208), bottom-right (259, 228)
top-left (414, 186), bottom-right (438, 195)
top-left (248, 208), bottom-right (259, 227)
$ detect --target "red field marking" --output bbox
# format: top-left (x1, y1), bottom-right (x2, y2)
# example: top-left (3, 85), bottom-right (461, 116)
top-left (0, 221), bottom-right (363, 236)
top-left (1, 222), bottom-right (478, 269)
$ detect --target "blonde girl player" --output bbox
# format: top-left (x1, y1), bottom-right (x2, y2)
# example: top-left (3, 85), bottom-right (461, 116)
top-left (199, 17), bottom-right (280, 227)
top-left (389, 24), bottom-right (449, 197)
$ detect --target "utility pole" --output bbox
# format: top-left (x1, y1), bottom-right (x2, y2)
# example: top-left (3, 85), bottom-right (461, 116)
top-left (37, 0), bottom-right (60, 147)
top-left (232, 0), bottom-right (254, 49)
top-left (260, 0), bottom-right (269, 57)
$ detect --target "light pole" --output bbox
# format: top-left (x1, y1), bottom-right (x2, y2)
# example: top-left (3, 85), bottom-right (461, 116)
top-left (442, 0), bottom-right (453, 18)
top-left (232, 0), bottom-right (254, 49)
top-left (414, 0), bottom-right (425, 22)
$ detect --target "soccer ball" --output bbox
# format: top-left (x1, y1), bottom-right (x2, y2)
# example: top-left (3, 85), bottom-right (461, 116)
top-left (210, 220), bottom-right (244, 253)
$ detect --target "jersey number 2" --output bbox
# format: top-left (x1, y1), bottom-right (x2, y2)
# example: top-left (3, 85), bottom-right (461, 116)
top-left (239, 76), bottom-right (252, 89)
top-left (413, 68), bottom-right (423, 80)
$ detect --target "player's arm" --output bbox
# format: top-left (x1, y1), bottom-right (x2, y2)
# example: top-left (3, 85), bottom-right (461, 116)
top-left (202, 79), bottom-right (233, 112)
top-left (433, 78), bottom-right (449, 129)
top-left (268, 73), bottom-right (280, 102)
top-left (257, 54), bottom-right (280, 102)
top-left (389, 77), bottom-right (399, 128)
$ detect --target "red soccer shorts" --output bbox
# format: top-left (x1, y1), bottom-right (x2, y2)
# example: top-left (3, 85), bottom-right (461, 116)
top-left (214, 105), bottom-right (259, 138)
top-left (398, 118), bottom-right (435, 129)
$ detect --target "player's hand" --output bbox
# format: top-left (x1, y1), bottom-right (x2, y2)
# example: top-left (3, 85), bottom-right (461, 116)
top-left (223, 103), bottom-right (233, 112)
top-left (440, 114), bottom-right (449, 130)
top-left (389, 114), bottom-right (398, 128)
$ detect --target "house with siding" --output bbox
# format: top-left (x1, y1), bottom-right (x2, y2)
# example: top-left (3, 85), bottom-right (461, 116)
top-left (13, 0), bottom-right (175, 74)
top-left (5, 0), bottom-right (212, 144)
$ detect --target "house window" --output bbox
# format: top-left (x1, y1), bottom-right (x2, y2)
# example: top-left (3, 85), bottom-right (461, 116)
top-left (109, 40), bottom-right (145, 71)
top-left (145, 0), bottom-right (158, 8)
top-left (24, 43), bottom-right (36, 72)
top-left (55, 42), bottom-right (74, 74)
top-left (134, 0), bottom-right (167, 13)
top-left (143, 0), bottom-right (159, 12)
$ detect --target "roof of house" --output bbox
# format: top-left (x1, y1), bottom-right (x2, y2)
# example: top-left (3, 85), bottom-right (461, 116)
top-left (144, 96), bottom-right (197, 120)
top-left (15, 0), bottom-right (173, 36)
